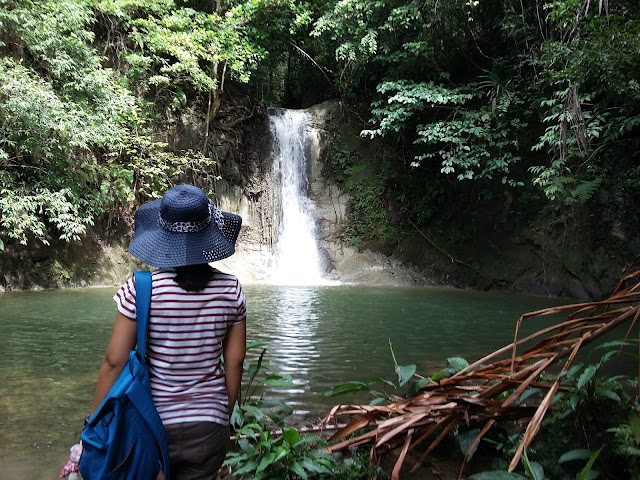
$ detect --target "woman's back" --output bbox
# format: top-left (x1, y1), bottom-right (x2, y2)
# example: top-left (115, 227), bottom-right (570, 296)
top-left (114, 268), bottom-right (246, 425)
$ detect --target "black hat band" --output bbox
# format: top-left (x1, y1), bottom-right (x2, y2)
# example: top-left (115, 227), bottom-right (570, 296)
top-left (158, 202), bottom-right (226, 233)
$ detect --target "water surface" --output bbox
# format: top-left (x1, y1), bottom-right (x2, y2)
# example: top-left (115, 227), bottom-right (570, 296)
top-left (0, 283), bottom-right (567, 478)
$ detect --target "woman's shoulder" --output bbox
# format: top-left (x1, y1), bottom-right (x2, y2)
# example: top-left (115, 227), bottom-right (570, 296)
top-left (211, 268), bottom-right (241, 284)
top-left (150, 268), bottom-right (176, 278)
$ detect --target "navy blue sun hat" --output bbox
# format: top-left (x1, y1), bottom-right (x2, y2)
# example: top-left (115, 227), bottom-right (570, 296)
top-left (128, 184), bottom-right (242, 268)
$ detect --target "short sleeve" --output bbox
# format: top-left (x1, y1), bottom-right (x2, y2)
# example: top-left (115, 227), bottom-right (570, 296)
top-left (113, 276), bottom-right (137, 320)
top-left (233, 279), bottom-right (246, 325)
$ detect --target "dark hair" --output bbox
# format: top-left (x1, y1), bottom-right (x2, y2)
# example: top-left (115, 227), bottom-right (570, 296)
top-left (174, 264), bottom-right (215, 292)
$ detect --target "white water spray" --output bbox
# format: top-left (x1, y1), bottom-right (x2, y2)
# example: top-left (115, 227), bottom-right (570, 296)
top-left (269, 109), bottom-right (329, 285)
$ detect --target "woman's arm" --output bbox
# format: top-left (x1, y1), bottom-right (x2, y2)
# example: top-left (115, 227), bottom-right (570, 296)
top-left (90, 311), bottom-right (137, 414)
top-left (223, 320), bottom-right (246, 418)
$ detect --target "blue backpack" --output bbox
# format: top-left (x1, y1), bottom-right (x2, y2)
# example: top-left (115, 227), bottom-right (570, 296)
top-left (80, 271), bottom-right (170, 480)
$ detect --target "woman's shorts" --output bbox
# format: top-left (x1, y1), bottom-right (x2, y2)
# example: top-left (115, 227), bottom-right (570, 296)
top-left (164, 421), bottom-right (228, 480)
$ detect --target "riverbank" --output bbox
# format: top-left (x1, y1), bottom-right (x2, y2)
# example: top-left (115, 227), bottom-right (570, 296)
top-left (3, 223), bottom-right (635, 305)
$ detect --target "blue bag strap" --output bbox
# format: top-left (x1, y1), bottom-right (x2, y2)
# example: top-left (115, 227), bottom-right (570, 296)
top-left (127, 378), bottom-right (171, 477)
top-left (132, 270), bottom-right (171, 479)
top-left (134, 271), bottom-right (152, 359)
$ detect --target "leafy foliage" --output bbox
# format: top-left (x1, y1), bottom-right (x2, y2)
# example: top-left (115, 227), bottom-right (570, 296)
top-left (0, 0), bottom-right (135, 245)
top-left (313, 0), bottom-right (640, 232)
top-left (225, 425), bottom-right (345, 480)
top-left (0, 0), bottom-right (275, 247)
top-left (227, 342), bottom-right (371, 480)
top-left (123, 5), bottom-right (265, 92)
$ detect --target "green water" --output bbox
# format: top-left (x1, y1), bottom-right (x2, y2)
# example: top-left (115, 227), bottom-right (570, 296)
top-left (0, 284), bottom-right (566, 479)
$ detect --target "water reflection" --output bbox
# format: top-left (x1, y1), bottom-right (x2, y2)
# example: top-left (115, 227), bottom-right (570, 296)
top-left (255, 287), bottom-right (322, 414)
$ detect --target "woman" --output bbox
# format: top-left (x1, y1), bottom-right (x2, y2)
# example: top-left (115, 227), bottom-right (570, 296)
top-left (90, 184), bottom-right (246, 480)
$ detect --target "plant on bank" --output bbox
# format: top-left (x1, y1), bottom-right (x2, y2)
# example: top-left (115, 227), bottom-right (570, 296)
top-left (225, 424), bottom-right (339, 480)
top-left (226, 342), bottom-right (370, 480)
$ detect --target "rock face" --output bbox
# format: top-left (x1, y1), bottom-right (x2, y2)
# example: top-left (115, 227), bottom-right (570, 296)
top-left (211, 100), bottom-right (635, 300)
top-left (213, 100), bottom-right (427, 287)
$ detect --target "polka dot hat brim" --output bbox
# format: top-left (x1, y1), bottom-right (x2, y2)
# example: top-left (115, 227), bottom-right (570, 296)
top-left (127, 185), bottom-right (242, 268)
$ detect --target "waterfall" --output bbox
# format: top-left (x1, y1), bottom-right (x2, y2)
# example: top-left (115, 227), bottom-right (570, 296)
top-left (268, 109), bottom-right (329, 285)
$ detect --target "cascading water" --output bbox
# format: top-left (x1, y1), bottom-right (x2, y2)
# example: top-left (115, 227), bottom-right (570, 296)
top-left (268, 109), bottom-right (328, 285)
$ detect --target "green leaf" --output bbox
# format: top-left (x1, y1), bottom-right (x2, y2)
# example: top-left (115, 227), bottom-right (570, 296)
top-left (256, 399), bottom-right (293, 413)
top-left (241, 404), bottom-right (267, 422)
top-left (370, 377), bottom-right (397, 389)
top-left (246, 340), bottom-right (270, 350)
top-left (223, 454), bottom-right (244, 466)
top-left (396, 364), bottom-right (417, 386)
top-left (301, 458), bottom-right (334, 475)
top-left (256, 451), bottom-right (277, 473)
top-left (577, 448), bottom-right (602, 480)
top-left (629, 410), bottom-right (640, 442)
top-left (558, 449), bottom-right (593, 463)
top-left (290, 461), bottom-right (308, 480)
top-left (592, 339), bottom-right (635, 351)
top-left (237, 438), bottom-right (254, 453)
top-left (282, 427), bottom-right (300, 446)
top-left (516, 388), bottom-right (541, 405)
top-left (470, 472), bottom-right (528, 480)
top-left (446, 357), bottom-right (469, 373)
top-left (596, 388), bottom-right (621, 402)
top-left (237, 423), bottom-right (263, 439)
top-left (323, 381), bottom-right (371, 398)
top-left (233, 459), bottom-right (261, 475)
top-left (264, 374), bottom-right (293, 387)
top-left (577, 365), bottom-right (597, 390)
top-left (406, 377), bottom-right (433, 398)
top-left (522, 448), bottom-right (544, 480)
top-left (293, 435), bottom-right (324, 448)
top-left (456, 428), bottom-right (480, 460)
top-left (273, 446), bottom-right (289, 463)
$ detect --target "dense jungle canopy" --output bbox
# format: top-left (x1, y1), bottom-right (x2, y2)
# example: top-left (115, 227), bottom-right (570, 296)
top-left (0, 0), bottom-right (639, 292)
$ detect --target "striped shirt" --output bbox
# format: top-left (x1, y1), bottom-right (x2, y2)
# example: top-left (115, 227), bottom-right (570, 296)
top-left (113, 268), bottom-right (246, 426)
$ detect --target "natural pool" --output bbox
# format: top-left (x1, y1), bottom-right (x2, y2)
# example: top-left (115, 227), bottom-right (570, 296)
top-left (0, 283), bottom-right (569, 478)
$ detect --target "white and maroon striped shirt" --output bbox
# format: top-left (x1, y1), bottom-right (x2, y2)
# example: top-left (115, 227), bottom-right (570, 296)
top-left (113, 268), bottom-right (246, 426)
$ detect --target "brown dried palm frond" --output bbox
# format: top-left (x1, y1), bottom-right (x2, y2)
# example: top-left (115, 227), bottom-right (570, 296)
top-left (322, 262), bottom-right (640, 480)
